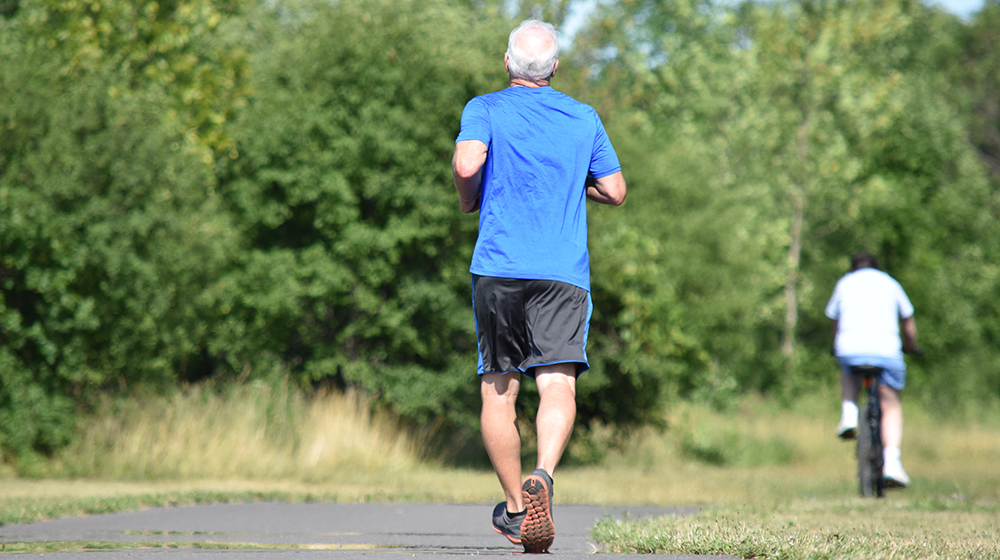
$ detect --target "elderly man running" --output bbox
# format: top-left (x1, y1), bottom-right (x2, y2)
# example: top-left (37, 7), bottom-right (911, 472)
top-left (452, 19), bottom-right (627, 553)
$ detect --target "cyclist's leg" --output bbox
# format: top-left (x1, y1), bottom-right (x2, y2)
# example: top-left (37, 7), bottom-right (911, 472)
top-left (838, 368), bottom-right (861, 436)
top-left (878, 384), bottom-right (903, 450)
top-left (876, 358), bottom-right (906, 452)
top-left (841, 370), bottom-right (861, 403)
top-left (878, 383), bottom-right (910, 486)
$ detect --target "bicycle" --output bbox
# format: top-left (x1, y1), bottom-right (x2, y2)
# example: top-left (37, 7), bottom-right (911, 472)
top-left (848, 348), bottom-right (922, 498)
top-left (850, 364), bottom-right (885, 498)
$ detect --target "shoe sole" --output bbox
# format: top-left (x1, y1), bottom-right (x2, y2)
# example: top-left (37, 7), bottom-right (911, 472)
top-left (838, 428), bottom-right (857, 440)
top-left (520, 476), bottom-right (554, 553)
top-left (885, 477), bottom-right (908, 489)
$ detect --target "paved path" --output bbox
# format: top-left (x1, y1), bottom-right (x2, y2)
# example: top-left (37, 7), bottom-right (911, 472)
top-left (0, 502), bottom-right (738, 559)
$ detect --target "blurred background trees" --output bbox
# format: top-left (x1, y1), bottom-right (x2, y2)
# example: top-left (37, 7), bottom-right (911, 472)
top-left (1, 0), bottom-right (998, 468)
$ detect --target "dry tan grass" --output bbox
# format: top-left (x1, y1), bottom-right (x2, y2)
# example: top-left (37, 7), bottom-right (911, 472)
top-left (558, 394), bottom-right (1000, 506)
top-left (4, 385), bottom-right (999, 511)
top-left (49, 382), bottom-right (420, 483)
top-left (2, 383), bottom-right (999, 560)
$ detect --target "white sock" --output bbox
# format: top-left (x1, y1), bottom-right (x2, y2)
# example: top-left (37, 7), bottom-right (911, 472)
top-left (884, 446), bottom-right (901, 464)
top-left (841, 401), bottom-right (858, 422)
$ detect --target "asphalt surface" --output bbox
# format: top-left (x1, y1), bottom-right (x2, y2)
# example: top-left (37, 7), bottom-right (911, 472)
top-left (0, 502), bottom-right (739, 559)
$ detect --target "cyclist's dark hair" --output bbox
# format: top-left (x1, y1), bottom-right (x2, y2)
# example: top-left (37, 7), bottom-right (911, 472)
top-left (851, 252), bottom-right (880, 271)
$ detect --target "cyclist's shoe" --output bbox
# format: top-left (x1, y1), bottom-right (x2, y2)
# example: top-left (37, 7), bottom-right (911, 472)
top-left (491, 502), bottom-right (525, 545)
top-left (836, 417), bottom-right (858, 440)
top-left (520, 468), bottom-right (554, 553)
top-left (883, 461), bottom-right (911, 488)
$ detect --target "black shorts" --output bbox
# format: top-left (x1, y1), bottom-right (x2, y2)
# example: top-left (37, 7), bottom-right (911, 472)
top-left (472, 275), bottom-right (593, 377)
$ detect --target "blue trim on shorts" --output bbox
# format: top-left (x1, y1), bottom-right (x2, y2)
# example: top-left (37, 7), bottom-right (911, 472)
top-left (836, 355), bottom-right (907, 391)
top-left (580, 292), bottom-right (593, 372)
top-left (522, 360), bottom-right (589, 379)
top-left (472, 277), bottom-right (484, 375)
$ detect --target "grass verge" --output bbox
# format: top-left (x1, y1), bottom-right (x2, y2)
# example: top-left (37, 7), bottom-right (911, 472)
top-left (592, 499), bottom-right (1000, 558)
top-left (2, 386), bottom-right (999, 558)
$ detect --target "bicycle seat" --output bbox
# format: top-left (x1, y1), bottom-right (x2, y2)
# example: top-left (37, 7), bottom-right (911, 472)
top-left (849, 365), bottom-right (883, 377)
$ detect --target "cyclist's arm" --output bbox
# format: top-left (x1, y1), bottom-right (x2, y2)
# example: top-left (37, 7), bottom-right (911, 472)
top-left (900, 315), bottom-right (919, 354)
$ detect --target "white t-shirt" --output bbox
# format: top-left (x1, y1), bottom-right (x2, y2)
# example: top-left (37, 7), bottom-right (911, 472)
top-left (825, 268), bottom-right (914, 358)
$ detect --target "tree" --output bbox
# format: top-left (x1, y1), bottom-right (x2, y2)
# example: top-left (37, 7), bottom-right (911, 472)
top-left (0, 0), bottom-right (248, 465)
top-left (207, 0), bottom-right (508, 443)
top-left (574, 0), bottom-right (1000, 409)
top-left (5, 0), bottom-right (251, 153)
top-left (0, 35), bottom-right (234, 465)
top-left (958, 0), bottom-right (1000, 180)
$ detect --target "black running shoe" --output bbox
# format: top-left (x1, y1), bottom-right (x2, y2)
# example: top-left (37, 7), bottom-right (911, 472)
top-left (520, 468), bottom-right (554, 553)
top-left (491, 502), bottom-right (525, 545)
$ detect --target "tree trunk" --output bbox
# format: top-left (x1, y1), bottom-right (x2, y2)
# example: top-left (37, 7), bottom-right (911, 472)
top-left (782, 107), bottom-right (809, 372)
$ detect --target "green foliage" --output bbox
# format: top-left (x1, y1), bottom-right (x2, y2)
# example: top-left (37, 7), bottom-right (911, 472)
top-left (957, 0), bottom-right (1000, 181)
top-left (2, 0), bottom-right (1000, 466)
top-left (0, 2), bottom-right (239, 461)
top-left (7, 0), bottom-right (252, 152)
top-left (575, 0), bottom-right (1000, 410)
top-left (208, 0), bottom-right (507, 437)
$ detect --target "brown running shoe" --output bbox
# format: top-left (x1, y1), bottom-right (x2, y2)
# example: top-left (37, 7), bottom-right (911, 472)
top-left (519, 469), bottom-right (554, 553)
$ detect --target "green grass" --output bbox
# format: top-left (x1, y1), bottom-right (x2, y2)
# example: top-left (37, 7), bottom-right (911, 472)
top-left (592, 501), bottom-right (1000, 558)
top-left (2, 383), bottom-right (999, 558)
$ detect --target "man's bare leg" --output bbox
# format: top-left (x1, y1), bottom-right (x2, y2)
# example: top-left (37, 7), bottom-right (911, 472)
top-left (837, 371), bottom-right (861, 437)
top-left (878, 383), bottom-right (909, 485)
top-left (481, 372), bottom-right (524, 514)
top-left (533, 363), bottom-right (577, 475)
top-left (516, 363), bottom-right (575, 553)
top-left (841, 372), bottom-right (861, 403)
top-left (879, 384), bottom-right (903, 450)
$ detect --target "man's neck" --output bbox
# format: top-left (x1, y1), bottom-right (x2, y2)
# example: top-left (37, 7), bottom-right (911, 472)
top-left (509, 77), bottom-right (550, 88)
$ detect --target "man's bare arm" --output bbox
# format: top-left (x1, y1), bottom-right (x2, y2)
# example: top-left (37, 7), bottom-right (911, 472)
top-left (900, 315), bottom-right (919, 353)
top-left (586, 171), bottom-right (627, 206)
top-left (452, 140), bottom-right (488, 213)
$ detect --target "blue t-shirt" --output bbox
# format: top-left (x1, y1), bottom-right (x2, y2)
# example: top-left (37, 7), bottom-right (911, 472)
top-left (456, 86), bottom-right (621, 291)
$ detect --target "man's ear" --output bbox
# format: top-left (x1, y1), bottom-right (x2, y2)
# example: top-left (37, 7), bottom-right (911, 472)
top-left (551, 59), bottom-right (559, 77)
top-left (504, 53), bottom-right (510, 74)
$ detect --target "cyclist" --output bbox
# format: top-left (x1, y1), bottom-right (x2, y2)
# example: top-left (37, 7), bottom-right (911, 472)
top-left (824, 252), bottom-right (920, 488)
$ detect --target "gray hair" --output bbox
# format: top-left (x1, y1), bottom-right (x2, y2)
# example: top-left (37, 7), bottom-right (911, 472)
top-left (506, 20), bottom-right (559, 82)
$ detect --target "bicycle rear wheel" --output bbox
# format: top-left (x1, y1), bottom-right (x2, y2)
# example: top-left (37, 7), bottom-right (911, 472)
top-left (857, 405), bottom-right (885, 497)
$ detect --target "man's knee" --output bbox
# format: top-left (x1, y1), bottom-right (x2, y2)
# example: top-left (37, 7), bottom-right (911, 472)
top-left (534, 365), bottom-right (577, 397)
top-left (482, 372), bottom-right (520, 404)
top-left (878, 384), bottom-right (902, 407)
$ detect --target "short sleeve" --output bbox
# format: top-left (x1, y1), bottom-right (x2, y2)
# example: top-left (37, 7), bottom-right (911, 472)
top-left (589, 112), bottom-right (621, 179)
top-left (456, 96), bottom-right (491, 145)
top-left (894, 281), bottom-right (914, 319)
top-left (824, 281), bottom-right (842, 319)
